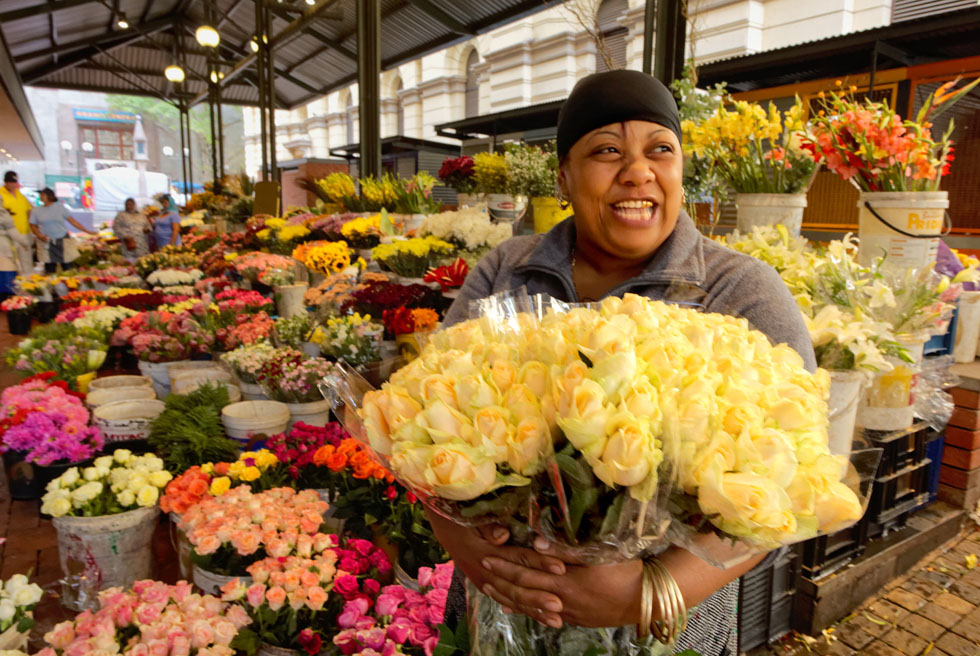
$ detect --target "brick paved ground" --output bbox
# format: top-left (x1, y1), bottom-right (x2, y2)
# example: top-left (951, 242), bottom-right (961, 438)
top-left (747, 523), bottom-right (980, 656)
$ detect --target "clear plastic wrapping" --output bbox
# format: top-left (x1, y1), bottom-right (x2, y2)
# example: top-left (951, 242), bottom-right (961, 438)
top-left (915, 354), bottom-right (958, 431)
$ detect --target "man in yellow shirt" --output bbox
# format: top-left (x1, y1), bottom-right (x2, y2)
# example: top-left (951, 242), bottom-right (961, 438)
top-left (0, 171), bottom-right (34, 272)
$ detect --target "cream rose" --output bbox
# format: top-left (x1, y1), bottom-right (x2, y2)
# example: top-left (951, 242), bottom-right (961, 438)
top-left (503, 383), bottom-right (541, 423)
top-left (735, 428), bottom-right (799, 489)
top-left (424, 443), bottom-right (498, 500)
top-left (361, 386), bottom-right (425, 455)
top-left (698, 471), bottom-right (795, 541)
top-left (490, 360), bottom-right (517, 394)
top-left (556, 378), bottom-right (612, 459)
top-left (517, 361), bottom-right (550, 398)
top-left (473, 406), bottom-right (514, 460)
top-left (420, 374), bottom-right (459, 408)
top-left (590, 413), bottom-right (662, 497)
top-left (417, 399), bottom-right (475, 445)
top-left (454, 374), bottom-right (500, 417)
top-left (390, 444), bottom-right (432, 492)
top-left (507, 416), bottom-right (553, 475)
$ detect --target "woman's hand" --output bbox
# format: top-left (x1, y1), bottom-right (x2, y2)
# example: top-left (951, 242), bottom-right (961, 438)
top-left (123, 237), bottom-right (136, 250)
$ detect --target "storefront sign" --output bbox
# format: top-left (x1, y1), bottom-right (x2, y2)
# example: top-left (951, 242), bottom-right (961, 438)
top-left (72, 109), bottom-right (137, 123)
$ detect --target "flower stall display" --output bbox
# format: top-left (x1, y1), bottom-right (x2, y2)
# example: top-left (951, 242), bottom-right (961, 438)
top-left (371, 237), bottom-right (454, 281)
top-left (4, 331), bottom-right (106, 392)
top-left (146, 268), bottom-right (204, 288)
top-left (0, 574), bottom-right (43, 651)
top-left (41, 450), bottom-right (172, 608)
top-left (0, 297), bottom-right (34, 335)
top-left (256, 349), bottom-right (337, 427)
top-left (293, 240), bottom-right (353, 276)
top-left (222, 342), bottom-right (281, 399)
top-left (134, 247), bottom-right (199, 278)
top-left (35, 580), bottom-right (252, 656)
top-left (310, 313), bottom-right (383, 367)
top-left (332, 563), bottom-right (454, 656)
top-left (274, 314), bottom-right (315, 349)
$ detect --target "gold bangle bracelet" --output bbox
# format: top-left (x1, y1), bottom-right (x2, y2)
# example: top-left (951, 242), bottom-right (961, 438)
top-left (651, 559), bottom-right (687, 643)
top-left (648, 560), bottom-right (672, 643)
top-left (636, 560), bottom-right (654, 639)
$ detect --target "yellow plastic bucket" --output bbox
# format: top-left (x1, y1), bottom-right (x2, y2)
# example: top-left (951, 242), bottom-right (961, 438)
top-left (532, 197), bottom-right (573, 234)
top-left (857, 191), bottom-right (948, 268)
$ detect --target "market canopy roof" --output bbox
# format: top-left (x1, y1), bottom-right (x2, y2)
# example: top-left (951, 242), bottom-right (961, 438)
top-left (329, 135), bottom-right (459, 158)
top-left (435, 99), bottom-right (564, 141)
top-left (0, 24), bottom-right (43, 160)
top-left (697, 6), bottom-right (980, 92)
top-left (2, 0), bottom-right (562, 110)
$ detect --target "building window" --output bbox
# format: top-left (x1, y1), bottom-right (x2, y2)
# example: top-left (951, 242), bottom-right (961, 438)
top-left (596, 0), bottom-right (628, 72)
top-left (79, 126), bottom-right (134, 160)
top-left (892, 0), bottom-right (976, 22)
top-left (465, 50), bottom-right (480, 118)
top-left (345, 93), bottom-right (355, 145)
top-left (395, 79), bottom-right (405, 135)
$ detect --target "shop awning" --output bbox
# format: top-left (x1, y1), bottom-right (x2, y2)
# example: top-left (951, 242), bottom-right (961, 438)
top-left (697, 6), bottom-right (980, 92)
top-left (1, 0), bottom-right (564, 110)
top-left (435, 99), bottom-right (564, 141)
top-left (329, 135), bottom-right (460, 159)
top-left (0, 25), bottom-right (43, 161)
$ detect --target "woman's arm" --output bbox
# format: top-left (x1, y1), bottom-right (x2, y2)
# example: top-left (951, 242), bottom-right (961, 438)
top-left (67, 215), bottom-right (95, 235)
top-left (169, 215), bottom-right (180, 245)
top-left (30, 224), bottom-right (47, 242)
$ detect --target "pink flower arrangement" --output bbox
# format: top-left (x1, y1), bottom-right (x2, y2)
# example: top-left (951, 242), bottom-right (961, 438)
top-left (233, 253), bottom-right (296, 281)
top-left (215, 289), bottom-right (274, 315)
top-left (217, 311), bottom-right (274, 351)
top-left (1, 295), bottom-right (36, 312)
top-left (257, 352), bottom-right (337, 403)
top-left (122, 310), bottom-right (214, 362)
top-left (36, 579), bottom-right (251, 656)
top-left (54, 305), bottom-right (96, 324)
top-left (265, 421), bottom-right (348, 486)
top-left (334, 562), bottom-right (454, 656)
top-left (0, 377), bottom-right (100, 464)
top-left (179, 487), bottom-right (334, 575)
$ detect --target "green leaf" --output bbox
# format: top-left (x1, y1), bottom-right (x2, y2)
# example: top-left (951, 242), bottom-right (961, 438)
top-left (231, 628), bottom-right (261, 656)
top-left (380, 208), bottom-right (394, 236)
top-left (15, 616), bottom-right (34, 633)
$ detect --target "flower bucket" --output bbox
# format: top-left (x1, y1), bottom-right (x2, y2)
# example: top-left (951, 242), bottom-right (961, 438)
top-left (284, 399), bottom-right (332, 430)
top-left (2, 450), bottom-right (39, 500)
top-left (92, 399), bottom-right (166, 445)
top-left (36, 459), bottom-right (91, 497)
top-left (857, 191), bottom-right (948, 268)
top-left (221, 400), bottom-right (290, 446)
top-left (238, 381), bottom-right (270, 401)
top-left (6, 310), bottom-right (30, 335)
top-left (735, 193), bottom-right (807, 237)
top-left (275, 283), bottom-right (308, 319)
top-left (192, 564), bottom-right (251, 596)
top-left (169, 361), bottom-right (228, 388)
top-left (301, 341), bottom-right (321, 358)
top-left (34, 300), bottom-right (60, 323)
top-left (954, 291), bottom-right (980, 363)
top-left (357, 249), bottom-right (373, 263)
top-left (88, 375), bottom-right (153, 392)
top-left (53, 506), bottom-right (159, 610)
top-left (173, 378), bottom-right (242, 402)
top-left (257, 643), bottom-right (300, 656)
top-left (828, 370), bottom-right (866, 459)
top-left (85, 386), bottom-right (157, 409)
top-left (456, 193), bottom-right (484, 208)
top-left (138, 359), bottom-right (189, 399)
top-left (857, 336), bottom-right (926, 432)
top-left (74, 371), bottom-right (96, 395)
top-left (169, 514), bottom-right (194, 581)
top-left (486, 194), bottom-right (528, 225)
top-left (531, 197), bottom-right (573, 234)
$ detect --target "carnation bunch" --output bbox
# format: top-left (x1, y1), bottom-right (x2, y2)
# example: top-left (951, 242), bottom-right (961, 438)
top-left (127, 310), bottom-right (214, 362)
top-left (134, 247), bottom-right (199, 277)
top-left (0, 376), bottom-right (91, 463)
top-left (265, 421), bottom-right (348, 488)
top-left (232, 252), bottom-right (297, 281)
top-left (0, 574), bottom-right (43, 636)
top-left (146, 268), bottom-right (204, 287)
top-left (2, 411), bottom-right (103, 467)
top-left (69, 305), bottom-right (137, 341)
top-left (257, 267), bottom-right (295, 287)
top-left (371, 236), bottom-right (454, 278)
top-left (257, 351), bottom-right (338, 403)
top-left (310, 313), bottom-right (382, 366)
top-left (381, 307), bottom-right (439, 337)
top-left (221, 342), bottom-right (279, 384)
top-left (40, 450), bottom-right (173, 518)
top-left (0, 296), bottom-right (35, 313)
top-left (36, 579), bottom-right (251, 656)
top-left (178, 486), bottom-right (333, 575)
top-left (219, 311), bottom-right (275, 351)
top-left (215, 289), bottom-right (274, 316)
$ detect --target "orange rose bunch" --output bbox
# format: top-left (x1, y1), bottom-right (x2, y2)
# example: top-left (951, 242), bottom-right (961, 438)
top-left (160, 466), bottom-right (212, 516)
top-left (314, 438), bottom-right (394, 482)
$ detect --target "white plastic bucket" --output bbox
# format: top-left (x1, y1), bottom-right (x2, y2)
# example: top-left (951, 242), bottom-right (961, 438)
top-left (171, 368), bottom-right (234, 393)
top-left (275, 283), bottom-right (308, 319)
top-left (88, 375), bottom-right (153, 392)
top-left (284, 399), bottom-right (332, 430)
top-left (827, 370), bottom-right (865, 459)
top-left (168, 361), bottom-right (228, 388)
top-left (857, 337), bottom-right (926, 431)
top-left (192, 564), bottom-right (252, 596)
top-left (954, 291), bottom-right (980, 363)
top-left (221, 400), bottom-right (290, 445)
top-left (173, 378), bottom-right (242, 402)
top-left (238, 381), bottom-right (269, 401)
top-left (486, 194), bottom-right (528, 224)
top-left (92, 399), bottom-right (166, 444)
top-left (857, 191), bottom-right (948, 268)
top-left (86, 386), bottom-right (157, 409)
top-left (138, 359), bottom-right (189, 399)
top-left (53, 506), bottom-right (159, 610)
top-left (735, 193), bottom-right (807, 237)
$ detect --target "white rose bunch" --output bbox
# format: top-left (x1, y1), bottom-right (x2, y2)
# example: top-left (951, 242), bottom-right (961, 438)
top-left (0, 573), bottom-right (43, 633)
top-left (146, 268), bottom-right (204, 287)
top-left (40, 450), bottom-right (171, 518)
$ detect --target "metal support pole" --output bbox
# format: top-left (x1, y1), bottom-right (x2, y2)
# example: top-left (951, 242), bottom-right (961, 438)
top-left (209, 85), bottom-right (219, 184)
top-left (357, 0), bottom-right (381, 179)
top-left (266, 4), bottom-right (278, 184)
top-left (642, 0), bottom-right (655, 75)
top-left (185, 105), bottom-right (194, 190)
top-left (653, 0), bottom-right (686, 85)
top-left (255, 0), bottom-right (269, 180)
top-left (217, 90), bottom-right (225, 177)
top-left (178, 102), bottom-right (188, 192)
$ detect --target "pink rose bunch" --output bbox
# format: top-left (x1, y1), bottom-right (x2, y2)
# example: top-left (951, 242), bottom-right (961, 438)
top-left (218, 311), bottom-right (274, 351)
top-left (221, 550), bottom-right (340, 614)
top-left (179, 487), bottom-right (332, 575)
top-left (1, 295), bottom-right (36, 312)
top-left (215, 289), bottom-right (274, 315)
top-left (334, 562), bottom-right (454, 656)
top-left (36, 579), bottom-right (251, 656)
top-left (232, 253), bottom-right (296, 281)
top-left (54, 305), bottom-right (96, 324)
top-left (127, 310), bottom-right (214, 362)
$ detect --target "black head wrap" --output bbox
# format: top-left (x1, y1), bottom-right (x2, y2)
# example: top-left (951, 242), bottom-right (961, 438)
top-left (556, 70), bottom-right (681, 160)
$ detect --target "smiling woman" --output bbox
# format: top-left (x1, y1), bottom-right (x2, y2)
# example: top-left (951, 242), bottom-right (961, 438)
top-left (437, 70), bottom-right (817, 655)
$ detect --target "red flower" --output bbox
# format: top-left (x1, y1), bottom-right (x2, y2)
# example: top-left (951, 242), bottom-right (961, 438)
top-left (298, 629), bottom-right (322, 655)
top-left (424, 258), bottom-right (469, 292)
top-left (384, 485), bottom-right (397, 500)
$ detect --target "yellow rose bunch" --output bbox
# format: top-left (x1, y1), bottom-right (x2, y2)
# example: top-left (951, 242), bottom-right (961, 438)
top-left (355, 292), bottom-right (864, 553)
top-left (371, 236), bottom-right (455, 278)
top-left (203, 449), bottom-right (279, 494)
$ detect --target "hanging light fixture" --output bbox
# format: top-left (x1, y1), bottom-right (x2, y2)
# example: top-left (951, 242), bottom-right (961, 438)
top-left (210, 70), bottom-right (219, 83)
top-left (116, 13), bottom-right (129, 29)
top-left (195, 24), bottom-right (220, 48)
top-left (250, 37), bottom-right (259, 53)
top-left (164, 64), bottom-right (186, 83)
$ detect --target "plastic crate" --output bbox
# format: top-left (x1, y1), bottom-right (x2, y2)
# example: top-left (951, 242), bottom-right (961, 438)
top-left (924, 305), bottom-right (957, 356)
top-left (737, 549), bottom-right (800, 652)
top-left (801, 520), bottom-right (867, 578)
top-left (865, 458), bottom-right (932, 539)
top-left (922, 433), bottom-right (945, 505)
top-left (862, 422), bottom-right (931, 478)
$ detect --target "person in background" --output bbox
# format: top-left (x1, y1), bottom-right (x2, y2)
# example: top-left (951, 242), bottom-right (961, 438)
top-left (153, 194), bottom-right (182, 249)
top-left (29, 188), bottom-right (95, 274)
top-left (113, 198), bottom-right (152, 261)
top-left (0, 208), bottom-right (30, 299)
top-left (0, 171), bottom-right (34, 273)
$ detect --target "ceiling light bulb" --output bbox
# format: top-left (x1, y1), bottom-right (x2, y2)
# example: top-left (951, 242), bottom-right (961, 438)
top-left (195, 24), bottom-right (220, 48)
top-left (116, 15), bottom-right (129, 29)
top-left (250, 38), bottom-right (259, 53)
top-left (164, 64), bottom-right (185, 83)
top-left (305, 0), bottom-right (315, 5)
top-left (210, 71), bottom-right (218, 83)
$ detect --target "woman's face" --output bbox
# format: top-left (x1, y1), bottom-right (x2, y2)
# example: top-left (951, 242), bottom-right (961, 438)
top-left (559, 120), bottom-right (683, 261)
top-left (125, 200), bottom-right (136, 212)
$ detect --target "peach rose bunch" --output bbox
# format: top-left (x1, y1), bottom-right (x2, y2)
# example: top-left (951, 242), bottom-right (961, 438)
top-left (348, 291), bottom-right (865, 559)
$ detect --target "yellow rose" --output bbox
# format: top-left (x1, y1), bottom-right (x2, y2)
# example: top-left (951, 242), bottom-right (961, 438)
top-left (507, 416), bottom-right (553, 476)
top-left (438, 350), bottom-right (479, 380)
top-left (484, 343), bottom-right (516, 367)
top-left (136, 485), bottom-right (159, 507)
top-left (682, 431), bottom-right (737, 494)
top-left (490, 360), bottom-right (517, 394)
top-left (454, 375), bottom-right (500, 417)
top-left (390, 444), bottom-right (431, 491)
top-left (503, 384), bottom-right (541, 423)
top-left (361, 386), bottom-right (424, 455)
top-left (698, 471), bottom-right (795, 543)
top-left (255, 450), bottom-right (278, 468)
top-left (720, 403), bottom-right (764, 437)
top-left (517, 361), bottom-right (550, 398)
top-left (117, 489), bottom-right (136, 507)
top-left (556, 379), bottom-right (612, 459)
top-left (417, 399), bottom-right (475, 445)
top-left (814, 480), bottom-right (863, 532)
top-left (389, 357), bottom-right (431, 401)
top-left (619, 379), bottom-right (661, 422)
top-left (439, 320), bottom-right (485, 352)
top-left (210, 476), bottom-right (231, 496)
top-left (473, 406), bottom-right (514, 460)
top-left (239, 466), bottom-right (261, 482)
top-left (590, 413), bottom-right (662, 497)
top-left (585, 314), bottom-right (636, 355)
top-left (424, 443), bottom-right (498, 501)
top-left (44, 496), bottom-right (72, 517)
top-left (736, 429), bottom-right (799, 488)
top-left (420, 374), bottom-right (459, 408)
top-left (149, 470), bottom-right (173, 488)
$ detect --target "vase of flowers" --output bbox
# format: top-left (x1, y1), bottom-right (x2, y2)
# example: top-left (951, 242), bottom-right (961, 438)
top-left (1, 296), bottom-right (35, 334)
top-left (683, 97), bottom-right (816, 236)
top-left (310, 313), bottom-right (384, 367)
top-left (41, 450), bottom-right (172, 610)
top-left (382, 307), bottom-right (439, 362)
top-left (803, 79), bottom-right (978, 267)
top-left (256, 350), bottom-right (338, 429)
top-left (439, 154), bottom-right (478, 205)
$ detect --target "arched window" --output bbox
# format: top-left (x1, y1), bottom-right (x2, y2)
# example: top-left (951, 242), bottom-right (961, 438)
top-left (345, 92), bottom-right (355, 144)
top-left (465, 50), bottom-right (480, 118)
top-left (596, 0), bottom-right (628, 72)
top-left (395, 79), bottom-right (405, 135)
